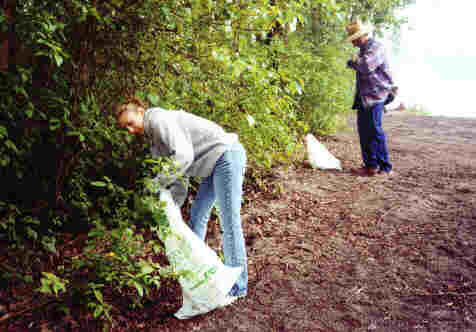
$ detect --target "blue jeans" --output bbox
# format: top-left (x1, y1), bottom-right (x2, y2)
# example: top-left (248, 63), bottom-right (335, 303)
top-left (190, 142), bottom-right (248, 297)
top-left (357, 102), bottom-right (392, 172)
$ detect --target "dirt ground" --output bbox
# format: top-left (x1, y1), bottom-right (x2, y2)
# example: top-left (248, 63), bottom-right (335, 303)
top-left (154, 111), bottom-right (476, 332)
top-left (3, 111), bottom-right (476, 331)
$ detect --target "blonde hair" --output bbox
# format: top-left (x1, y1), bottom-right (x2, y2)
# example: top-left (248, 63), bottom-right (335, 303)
top-left (115, 97), bottom-right (148, 119)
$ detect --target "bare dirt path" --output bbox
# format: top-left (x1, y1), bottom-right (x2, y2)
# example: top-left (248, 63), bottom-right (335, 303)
top-left (151, 112), bottom-right (476, 332)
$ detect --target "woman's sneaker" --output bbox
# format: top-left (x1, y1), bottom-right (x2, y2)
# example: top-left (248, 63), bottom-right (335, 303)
top-left (228, 284), bottom-right (247, 298)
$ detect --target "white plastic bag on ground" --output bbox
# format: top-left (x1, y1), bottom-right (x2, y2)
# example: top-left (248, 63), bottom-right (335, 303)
top-left (159, 190), bottom-right (242, 319)
top-left (305, 134), bottom-right (342, 170)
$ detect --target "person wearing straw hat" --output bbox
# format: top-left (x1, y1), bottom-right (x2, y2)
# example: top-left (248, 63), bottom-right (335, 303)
top-left (346, 20), bottom-right (396, 177)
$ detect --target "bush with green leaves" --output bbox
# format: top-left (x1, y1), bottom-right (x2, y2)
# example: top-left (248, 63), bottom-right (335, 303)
top-left (38, 177), bottom-right (177, 322)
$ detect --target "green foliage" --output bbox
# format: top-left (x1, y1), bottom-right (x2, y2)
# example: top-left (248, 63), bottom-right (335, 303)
top-left (88, 283), bottom-right (113, 322)
top-left (405, 105), bottom-right (431, 116)
top-left (38, 272), bottom-right (69, 296)
top-left (37, 178), bottom-right (175, 323)
top-left (85, 177), bottom-right (170, 301)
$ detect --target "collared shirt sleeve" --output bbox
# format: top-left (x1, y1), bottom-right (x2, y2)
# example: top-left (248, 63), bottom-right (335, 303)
top-left (352, 42), bottom-right (385, 75)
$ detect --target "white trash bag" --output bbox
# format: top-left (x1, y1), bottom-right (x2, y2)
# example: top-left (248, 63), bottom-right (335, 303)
top-left (305, 134), bottom-right (342, 170)
top-left (159, 190), bottom-right (242, 319)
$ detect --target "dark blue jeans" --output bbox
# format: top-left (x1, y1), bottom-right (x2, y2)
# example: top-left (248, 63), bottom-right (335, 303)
top-left (357, 102), bottom-right (392, 172)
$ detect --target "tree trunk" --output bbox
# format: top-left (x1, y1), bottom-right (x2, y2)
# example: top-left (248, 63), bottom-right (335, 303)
top-left (0, 2), bottom-right (13, 72)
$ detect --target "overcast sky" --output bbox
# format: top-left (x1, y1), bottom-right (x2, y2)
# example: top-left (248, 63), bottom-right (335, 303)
top-left (385, 0), bottom-right (476, 117)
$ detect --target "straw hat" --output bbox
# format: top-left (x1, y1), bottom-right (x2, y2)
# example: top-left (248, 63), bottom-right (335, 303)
top-left (346, 21), bottom-right (373, 42)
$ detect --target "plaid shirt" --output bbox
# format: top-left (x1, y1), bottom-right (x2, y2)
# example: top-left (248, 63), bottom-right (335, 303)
top-left (349, 39), bottom-right (394, 109)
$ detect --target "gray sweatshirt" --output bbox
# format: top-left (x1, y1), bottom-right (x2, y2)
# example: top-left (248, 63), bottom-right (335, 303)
top-left (144, 108), bottom-right (238, 206)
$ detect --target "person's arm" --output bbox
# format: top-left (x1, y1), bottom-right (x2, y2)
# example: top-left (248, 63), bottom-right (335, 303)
top-left (168, 177), bottom-right (189, 207)
top-left (348, 43), bottom-right (386, 74)
top-left (149, 114), bottom-right (194, 190)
